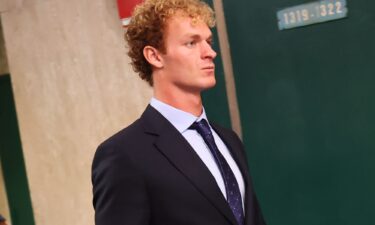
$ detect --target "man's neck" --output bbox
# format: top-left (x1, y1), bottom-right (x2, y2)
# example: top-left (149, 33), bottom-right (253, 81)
top-left (153, 89), bottom-right (203, 117)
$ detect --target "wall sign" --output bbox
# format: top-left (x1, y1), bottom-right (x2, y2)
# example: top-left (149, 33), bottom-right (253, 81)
top-left (117, 0), bottom-right (143, 27)
top-left (277, 0), bottom-right (348, 30)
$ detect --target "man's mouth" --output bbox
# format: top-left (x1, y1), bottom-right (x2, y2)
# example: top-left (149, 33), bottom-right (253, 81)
top-left (202, 65), bottom-right (215, 70)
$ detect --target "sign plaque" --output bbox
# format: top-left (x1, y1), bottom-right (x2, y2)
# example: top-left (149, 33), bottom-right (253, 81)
top-left (277, 0), bottom-right (348, 30)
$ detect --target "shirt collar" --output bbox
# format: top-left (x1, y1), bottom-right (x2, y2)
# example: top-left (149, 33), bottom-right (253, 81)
top-left (150, 97), bottom-right (208, 133)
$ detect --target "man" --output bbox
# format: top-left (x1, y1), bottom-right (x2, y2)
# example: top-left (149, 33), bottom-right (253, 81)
top-left (0, 214), bottom-right (7, 225)
top-left (92, 0), bottom-right (266, 225)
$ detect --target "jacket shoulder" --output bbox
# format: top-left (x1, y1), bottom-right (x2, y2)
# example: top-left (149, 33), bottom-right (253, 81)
top-left (99, 119), bottom-right (144, 149)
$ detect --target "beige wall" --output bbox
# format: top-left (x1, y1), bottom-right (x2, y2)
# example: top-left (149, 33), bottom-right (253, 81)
top-left (0, 0), bottom-right (152, 224)
top-left (0, 9), bottom-right (11, 225)
top-left (0, 18), bottom-right (8, 75)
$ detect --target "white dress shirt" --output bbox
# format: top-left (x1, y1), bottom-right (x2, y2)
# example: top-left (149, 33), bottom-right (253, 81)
top-left (150, 97), bottom-right (245, 209)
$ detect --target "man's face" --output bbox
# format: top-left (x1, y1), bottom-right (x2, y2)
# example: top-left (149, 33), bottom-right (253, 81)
top-left (158, 15), bottom-right (217, 94)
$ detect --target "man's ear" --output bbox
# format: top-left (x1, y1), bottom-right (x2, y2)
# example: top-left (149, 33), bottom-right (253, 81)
top-left (143, 46), bottom-right (163, 68)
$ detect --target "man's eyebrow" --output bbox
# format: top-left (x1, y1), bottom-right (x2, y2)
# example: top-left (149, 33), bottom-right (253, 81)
top-left (183, 33), bottom-right (212, 40)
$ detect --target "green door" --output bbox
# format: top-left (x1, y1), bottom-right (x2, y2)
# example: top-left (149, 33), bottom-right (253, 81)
top-left (223, 1), bottom-right (375, 224)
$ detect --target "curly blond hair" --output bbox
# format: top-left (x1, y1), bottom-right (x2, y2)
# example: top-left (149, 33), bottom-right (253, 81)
top-left (125, 0), bottom-right (215, 86)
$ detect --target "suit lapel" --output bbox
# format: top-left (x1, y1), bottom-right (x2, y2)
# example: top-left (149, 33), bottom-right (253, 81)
top-left (210, 124), bottom-right (250, 186)
top-left (140, 106), bottom-right (238, 225)
top-left (212, 125), bottom-right (255, 224)
top-left (212, 124), bottom-right (259, 225)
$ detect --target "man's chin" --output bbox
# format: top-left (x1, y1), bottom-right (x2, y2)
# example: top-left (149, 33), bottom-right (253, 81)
top-left (201, 79), bottom-right (216, 91)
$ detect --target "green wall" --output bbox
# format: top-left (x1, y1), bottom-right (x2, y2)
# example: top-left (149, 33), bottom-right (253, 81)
top-left (0, 75), bottom-right (35, 225)
top-left (222, 0), bottom-right (375, 224)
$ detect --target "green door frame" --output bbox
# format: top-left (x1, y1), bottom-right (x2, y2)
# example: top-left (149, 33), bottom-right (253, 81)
top-left (202, 0), bottom-right (232, 129)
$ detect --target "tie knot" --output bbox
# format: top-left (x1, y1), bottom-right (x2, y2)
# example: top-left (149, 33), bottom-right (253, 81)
top-left (189, 119), bottom-right (212, 137)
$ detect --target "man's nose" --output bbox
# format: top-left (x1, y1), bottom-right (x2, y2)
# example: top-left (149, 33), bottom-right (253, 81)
top-left (202, 41), bottom-right (217, 59)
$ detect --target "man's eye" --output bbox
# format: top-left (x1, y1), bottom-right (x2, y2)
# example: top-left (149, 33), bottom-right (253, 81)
top-left (186, 41), bottom-right (196, 47)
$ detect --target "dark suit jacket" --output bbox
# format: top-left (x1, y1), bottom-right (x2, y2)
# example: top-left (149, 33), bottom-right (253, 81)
top-left (92, 105), bottom-right (266, 225)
